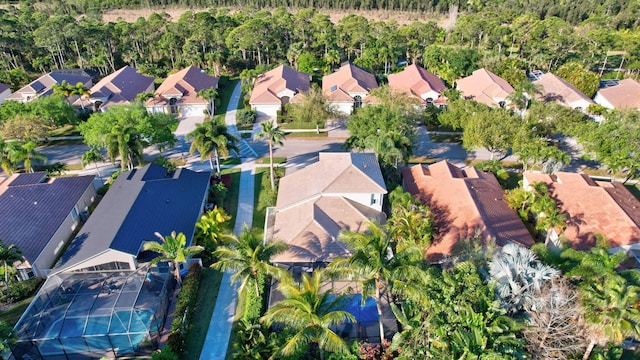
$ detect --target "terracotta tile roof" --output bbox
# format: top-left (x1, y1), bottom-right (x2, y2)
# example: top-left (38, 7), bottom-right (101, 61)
top-left (271, 152), bottom-right (387, 263)
top-left (596, 79), bottom-right (640, 109)
top-left (455, 68), bottom-right (515, 107)
top-left (533, 73), bottom-right (594, 108)
top-left (277, 152), bottom-right (387, 209)
top-left (403, 161), bottom-right (533, 262)
top-left (147, 66), bottom-right (218, 107)
top-left (388, 64), bottom-right (446, 102)
top-left (249, 65), bottom-right (310, 105)
top-left (322, 63), bottom-right (378, 102)
top-left (272, 196), bottom-right (385, 263)
top-left (523, 172), bottom-right (640, 249)
top-left (75, 66), bottom-right (154, 109)
top-left (6, 70), bottom-right (92, 102)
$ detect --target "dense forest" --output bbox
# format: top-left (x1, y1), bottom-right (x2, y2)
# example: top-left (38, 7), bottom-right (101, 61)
top-left (3, 0), bottom-right (640, 28)
top-left (1, 0), bottom-right (640, 89)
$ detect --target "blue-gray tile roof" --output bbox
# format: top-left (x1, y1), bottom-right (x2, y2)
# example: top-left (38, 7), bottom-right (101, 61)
top-left (0, 174), bottom-right (95, 265)
top-left (54, 164), bottom-right (210, 273)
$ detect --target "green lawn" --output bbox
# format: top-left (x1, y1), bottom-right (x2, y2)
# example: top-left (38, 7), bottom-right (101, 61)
top-left (429, 133), bottom-right (462, 143)
top-left (252, 168), bottom-right (281, 236)
top-left (279, 121), bottom-right (325, 130)
top-left (216, 79), bottom-right (240, 115)
top-left (220, 158), bottom-right (241, 166)
top-left (49, 124), bottom-right (81, 137)
top-left (285, 131), bottom-right (329, 138)
top-left (45, 138), bottom-right (85, 146)
top-left (0, 296), bottom-right (34, 326)
top-left (222, 168), bottom-right (241, 231)
top-left (255, 157), bottom-right (286, 164)
top-left (183, 268), bottom-right (224, 359)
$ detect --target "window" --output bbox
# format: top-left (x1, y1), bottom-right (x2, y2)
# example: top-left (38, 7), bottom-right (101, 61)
top-left (426, 97), bottom-right (434, 105)
top-left (370, 194), bottom-right (377, 206)
top-left (71, 207), bottom-right (79, 222)
top-left (330, 85), bottom-right (337, 92)
top-left (353, 95), bottom-right (362, 110)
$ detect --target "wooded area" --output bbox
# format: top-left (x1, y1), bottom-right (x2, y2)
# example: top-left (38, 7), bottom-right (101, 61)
top-left (1, 1), bottom-right (640, 88)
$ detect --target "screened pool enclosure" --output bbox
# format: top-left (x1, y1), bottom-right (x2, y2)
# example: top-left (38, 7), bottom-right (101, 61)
top-left (10, 263), bottom-right (174, 360)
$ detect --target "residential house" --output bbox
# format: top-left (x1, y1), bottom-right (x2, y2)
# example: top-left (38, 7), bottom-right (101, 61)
top-left (74, 66), bottom-right (154, 112)
top-left (10, 164), bottom-right (211, 360)
top-left (594, 78), bottom-right (640, 110)
top-left (267, 152), bottom-right (387, 266)
top-left (249, 64), bottom-right (311, 118)
top-left (146, 66), bottom-right (219, 116)
top-left (532, 72), bottom-right (594, 111)
top-left (523, 171), bottom-right (640, 251)
top-left (403, 161), bottom-right (534, 262)
top-left (0, 173), bottom-right (96, 279)
top-left (0, 83), bottom-right (11, 104)
top-left (387, 64), bottom-right (447, 106)
top-left (6, 69), bottom-right (92, 103)
top-left (455, 68), bottom-right (515, 108)
top-left (322, 63), bottom-right (378, 114)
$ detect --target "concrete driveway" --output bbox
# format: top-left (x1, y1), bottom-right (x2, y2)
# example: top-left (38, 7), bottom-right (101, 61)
top-left (174, 115), bottom-right (205, 136)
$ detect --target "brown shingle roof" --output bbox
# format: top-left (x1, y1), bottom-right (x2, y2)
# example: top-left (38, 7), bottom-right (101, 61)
top-left (596, 79), bottom-right (640, 109)
top-left (272, 196), bottom-right (385, 263)
top-left (403, 161), bottom-right (533, 262)
top-left (456, 68), bottom-right (515, 107)
top-left (276, 152), bottom-right (387, 209)
top-left (249, 65), bottom-right (310, 105)
top-left (6, 70), bottom-right (92, 102)
top-left (271, 152), bottom-right (387, 263)
top-left (148, 66), bottom-right (218, 107)
top-left (533, 73), bottom-right (594, 108)
top-left (388, 64), bottom-right (446, 102)
top-left (76, 66), bottom-right (154, 109)
top-left (523, 172), bottom-right (640, 249)
top-left (322, 63), bottom-right (378, 102)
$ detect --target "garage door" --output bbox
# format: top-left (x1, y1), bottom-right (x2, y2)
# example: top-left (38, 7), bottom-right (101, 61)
top-left (181, 105), bottom-right (206, 117)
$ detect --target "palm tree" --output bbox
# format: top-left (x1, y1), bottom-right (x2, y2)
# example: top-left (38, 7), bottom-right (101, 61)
top-left (81, 146), bottom-right (105, 180)
top-left (106, 124), bottom-right (144, 170)
top-left (212, 226), bottom-right (287, 317)
top-left (508, 81), bottom-right (542, 117)
top-left (188, 118), bottom-right (239, 177)
top-left (0, 240), bottom-right (22, 299)
top-left (489, 243), bottom-right (559, 313)
top-left (195, 207), bottom-right (235, 249)
top-left (135, 91), bottom-right (155, 105)
top-left (196, 87), bottom-right (218, 117)
top-left (256, 121), bottom-right (286, 190)
top-left (581, 275), bottom-right (640, 360)
top-left (328, 222), bottom-right (426, 342)
top-left (261, 270), bottom-right (355, 360)
top-left (9, 141), bottom-right (47, 173)
top-left (69, 82), bottom-right (91, 110)
top-left (142, 231), bottom-right (204, 286)
top-left (0, 137), bottom-right (15, 175)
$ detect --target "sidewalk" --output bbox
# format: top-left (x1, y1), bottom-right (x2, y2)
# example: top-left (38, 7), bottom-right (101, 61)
top-left (199, 163), bottom-right (255, 360)
top-left (198, 80), bottom-right (250, 360)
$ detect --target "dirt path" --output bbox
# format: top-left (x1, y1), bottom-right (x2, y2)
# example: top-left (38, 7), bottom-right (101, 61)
top-left (102, 6), bottom-right (443, 25)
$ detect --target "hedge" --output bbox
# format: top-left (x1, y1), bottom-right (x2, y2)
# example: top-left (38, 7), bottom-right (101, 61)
top-left (166, 263), bottom-right (203, 356)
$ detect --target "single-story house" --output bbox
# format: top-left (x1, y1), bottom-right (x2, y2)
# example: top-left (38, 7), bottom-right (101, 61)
top-left (532, 72), bottom-right (594, 111)
top-left (249, 64), bottom-right (311, 118)
top-left (6, 69), bottom-right (92, 103)
top-left (387, 64), bottom-right (447, 106)
top-left (0, 173), bottom-right (96, 279)
top-left (322, 63), bottom-right (378, 115)
top-left (403, 161), bottom-right (534, 262)
top-left (0, 82), bottom-right (11, 104)
top-left (266, 152), bottom-right (387, 266)
top-left (594, 78), bottom-right (640, 110)
top-left (523, 172), bottom-right (640, 251)
top-left (146, 66), bottom-right (219, 117)
top-left (455, 68), bottom-right (515, 108)
top-left (10, 164), bottom-right (211, 360)
top-left (74, 66), bottom-right (154, 112)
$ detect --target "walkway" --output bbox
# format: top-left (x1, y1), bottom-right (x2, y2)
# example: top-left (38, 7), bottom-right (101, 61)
top-left (199, 81), bottom-right (253, 360)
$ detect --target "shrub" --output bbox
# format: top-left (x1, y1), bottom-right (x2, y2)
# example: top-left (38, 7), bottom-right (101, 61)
top-left (209, 182), bottom-right (228, 207)
top-left (96, 184), bottom-right (110, 196)
top-left (10, 278), bottom-right (43, 302)
top-left (166, 264), bottom-right (203, 355)
top-left (236, 109), bottom-right (256, 128)
top-left (151, 346), bottom-right (179, 360)
top-left (243, 271), bottom-right (265, 321)
top-left (153, 157), bottom-right (177, 175)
